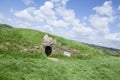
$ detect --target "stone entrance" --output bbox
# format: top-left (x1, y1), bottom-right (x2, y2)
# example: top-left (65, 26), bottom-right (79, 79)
top-left (45, 46), bottom-right (52, 56)
top-left (42, 35), bottom-right (56, 56)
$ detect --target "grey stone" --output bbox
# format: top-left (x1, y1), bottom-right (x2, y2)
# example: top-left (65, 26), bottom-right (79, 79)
top-left (42, 35), bottom-right (56, 47)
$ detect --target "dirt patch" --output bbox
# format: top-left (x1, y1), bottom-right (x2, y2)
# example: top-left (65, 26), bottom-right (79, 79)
top-left (47, 57), bottom-right (60, 61)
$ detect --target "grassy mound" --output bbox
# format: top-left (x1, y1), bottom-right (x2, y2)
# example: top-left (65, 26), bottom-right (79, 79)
top-left (0, 24), bottom-right (13, 28)
top-left (0, 26), bottom-right (120, 80)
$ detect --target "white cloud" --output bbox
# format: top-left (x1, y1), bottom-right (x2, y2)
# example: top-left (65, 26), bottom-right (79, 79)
top-left (117, 23), bottom-right (120, 28)
top-left (0, 13), bottom-right (31, 28)
top-left (51, 0), bottom-right (69, 6)
top-left (93, 1), bottom-right (113, 16)
top-left (118, 5), bottom-right (120, 11)
top-left (14, 7), bottom-right (35, 21)
top-left (22, 0), bottom-right (34, 6)
top-left (43, 1), bottom-right (54, 8)
top-left (56, 7), bottom-right (75, 22)
top-left (73, 26), bottom-right (93, 35)
top-left (87, 1), bottom-right (120, 49)
top-left (89, 14), bottom-right (115, 34)
top-left (36, 25), bottom-right (54, 33)
top-left (10, 8), bottom-right (14, 13)
top-left (0, 13), bottom-right (12, 24)
top-left (0, 13), bottom-right (4, 22)
top-left (2, 0), bottom-right (119, 49)
top-left (0, 13), bottom-right (3, 19)
top-left (89, 1), bottom-right (116, 38)
top-left (105, 33), bottom-right (120, 41)
top-left (15, 20), bottom-right (31, 28)
top-left (14, 1), bottom-right (70, 28)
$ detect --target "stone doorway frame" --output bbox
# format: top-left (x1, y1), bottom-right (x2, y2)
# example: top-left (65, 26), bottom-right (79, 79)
top-left (45, 46), bottom-right (52, 56)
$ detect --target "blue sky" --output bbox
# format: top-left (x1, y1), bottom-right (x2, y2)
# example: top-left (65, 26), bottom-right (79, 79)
top-left (0, 0), bottom-right (120, 49)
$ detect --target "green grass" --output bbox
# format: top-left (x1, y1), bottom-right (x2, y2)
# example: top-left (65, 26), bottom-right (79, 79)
top-left (0, 27), bottom-right (120, 80)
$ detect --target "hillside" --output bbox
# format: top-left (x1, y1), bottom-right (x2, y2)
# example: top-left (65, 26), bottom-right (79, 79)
top-left (0, 24), bottom-right (13, 28)
top-left (0, 24), bottom-right (120, 80)
top-left (85, 43), bottom-right (120, 57)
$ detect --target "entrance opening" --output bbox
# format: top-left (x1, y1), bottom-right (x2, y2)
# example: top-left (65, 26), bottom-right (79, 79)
top-left (45, 46), bottom-right (52, 56)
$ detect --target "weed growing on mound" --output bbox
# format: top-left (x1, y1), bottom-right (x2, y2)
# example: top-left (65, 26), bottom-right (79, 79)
top-left (0, 28), bottom-right (120, 80)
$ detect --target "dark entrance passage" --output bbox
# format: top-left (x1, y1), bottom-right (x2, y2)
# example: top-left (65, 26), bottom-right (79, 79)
top-left (45, 46), bottom-right (52, 56)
